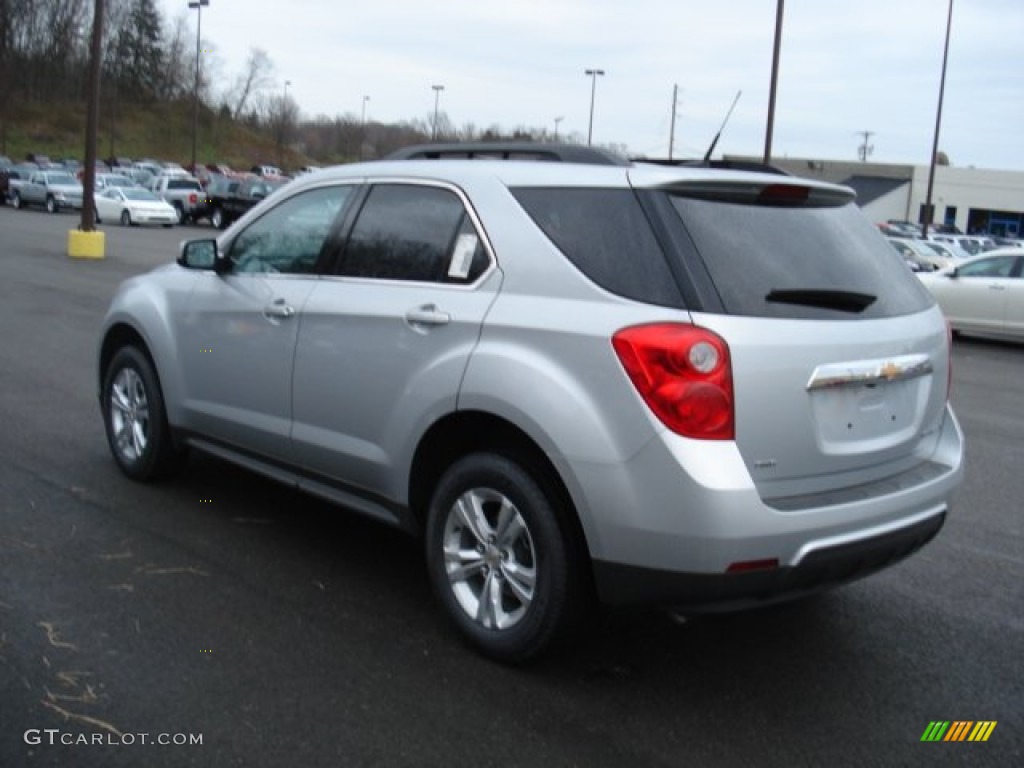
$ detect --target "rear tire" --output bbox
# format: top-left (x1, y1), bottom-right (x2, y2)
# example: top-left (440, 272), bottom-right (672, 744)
top-left (425, 453), bottom-right (580, 663)
top-left (101, 346), bottom-right (182, 481)
top-left (173, 202), bottom-right (185, 224)
top-left (211, 207), bottom-right (225, 229)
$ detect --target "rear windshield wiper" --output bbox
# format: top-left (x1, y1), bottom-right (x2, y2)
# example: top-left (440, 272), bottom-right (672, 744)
top-left (765, 289), bottom-right (877, 313)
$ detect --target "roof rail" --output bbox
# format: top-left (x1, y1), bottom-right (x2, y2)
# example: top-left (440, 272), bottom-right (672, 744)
top-left (632, 157), bottom-right (791, 176)
top-left (385, 142), bottom-right (630, 167)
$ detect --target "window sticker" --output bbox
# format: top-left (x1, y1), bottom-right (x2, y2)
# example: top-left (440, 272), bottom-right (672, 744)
top-left (448, 233), bottom-right (479, 279)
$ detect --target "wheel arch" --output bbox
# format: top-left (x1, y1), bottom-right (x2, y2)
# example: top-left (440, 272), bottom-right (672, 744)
top-left (409, 410), bottom-right (593, 573)
top-left (98, 316), bottom-right (185, 437)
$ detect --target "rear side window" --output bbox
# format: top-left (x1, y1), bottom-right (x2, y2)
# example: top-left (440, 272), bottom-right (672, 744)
top-left (669, 197), bottom-right (934, 319)
top-left (512, 188), bottom-right (683, 307)
top-left (336, 184), bottom-right (489, 283)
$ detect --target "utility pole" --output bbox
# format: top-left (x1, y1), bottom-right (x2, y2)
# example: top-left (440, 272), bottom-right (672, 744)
top-left (763, 0), bottom-right (785, 163)
top-left (923, 0), bottom-right (954, 238)
top-left (668, 84), bottom-right (679, 161)
top-left (856, 130), bottom-right (874, 162)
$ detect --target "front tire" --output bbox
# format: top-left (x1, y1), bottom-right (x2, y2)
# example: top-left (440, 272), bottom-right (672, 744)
top-left (45, 196), bottom-right (57, 213)
top-left (101, 346), bottom-right (181, 481)
top-left (425, 453), bottom-right (580, 663)
top-left (12, 192), bottom-right (22, 209)
top-left (120, 209), bottom-right (132, 226)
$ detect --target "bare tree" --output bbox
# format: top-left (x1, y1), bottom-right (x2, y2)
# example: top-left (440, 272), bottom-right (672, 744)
top-left (226, 47), bottom-right (274, 120)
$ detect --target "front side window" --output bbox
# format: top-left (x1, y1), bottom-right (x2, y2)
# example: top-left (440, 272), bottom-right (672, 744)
top-left (957, 257), bottom-right (1017, 278)
top-left (228, 185), bottom-right (353, 275)
top-left (336, 184), bottom-right (489, 283)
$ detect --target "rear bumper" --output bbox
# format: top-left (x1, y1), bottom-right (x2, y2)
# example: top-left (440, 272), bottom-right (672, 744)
top-left (569, 403), bottom-right (963, 607)
top-left (593, 508), bottom-right (945, 608)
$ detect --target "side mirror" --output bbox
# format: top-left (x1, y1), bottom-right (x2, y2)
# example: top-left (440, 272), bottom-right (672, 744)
top-left (178, 239), bottom-right (230, 274)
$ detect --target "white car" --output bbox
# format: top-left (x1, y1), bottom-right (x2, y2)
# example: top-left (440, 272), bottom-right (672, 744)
top-left (918, 248), bottom-right (1024, 341)
top-left (887, 237), bottom-right (953, 271)
top-left (95, 187), bottom-right (177, 227)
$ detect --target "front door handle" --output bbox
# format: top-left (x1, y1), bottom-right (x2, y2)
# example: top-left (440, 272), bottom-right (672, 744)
top-left (264, 298), bottom-right (296, 319)
top-left (405, 304), bottom-right (451, 328)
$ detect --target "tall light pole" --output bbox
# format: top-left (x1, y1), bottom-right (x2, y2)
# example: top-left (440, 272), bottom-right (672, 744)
top-left (188, 0), bottom-right (209, 174)
top-left (360, 95), bottom-right (370, 160)
top-left (554, 116), bottom-right (564, 142)
top-left (431, 84), bottom-right (445, 141)
top-left (584, 68), bottom-right (604, 146)
top-left (922, 0), bottom-right (954, 237)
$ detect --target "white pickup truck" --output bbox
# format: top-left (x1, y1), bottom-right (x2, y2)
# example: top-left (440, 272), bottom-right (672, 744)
top-left (11, 170), bottom-right (84, 213)
top-left (146, 175), bottom-right (209, 224)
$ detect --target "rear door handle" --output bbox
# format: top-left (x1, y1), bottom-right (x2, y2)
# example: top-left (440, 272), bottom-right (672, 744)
top-left (405, 304), bottom-right (451, 328)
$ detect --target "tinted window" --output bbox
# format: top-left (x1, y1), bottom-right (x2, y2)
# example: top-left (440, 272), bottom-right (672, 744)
top-left (337, 184), bottom-right (488, 283)
top-left (228, 186), bottom-right (352, 275)
top-left (669, 197), bottom-right (934, 319)
top-left (512, 188), bottom-right (683, 307)
top-left (168, 179), bottom-right (201, 191)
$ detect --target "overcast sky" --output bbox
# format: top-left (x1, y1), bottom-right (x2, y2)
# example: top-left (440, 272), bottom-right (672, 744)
top-left (158, 0), bottom-right (1024, 169)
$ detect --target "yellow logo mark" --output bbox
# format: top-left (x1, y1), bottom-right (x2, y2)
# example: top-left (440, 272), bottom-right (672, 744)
top-left (880, 361), bottom-right (903, 381)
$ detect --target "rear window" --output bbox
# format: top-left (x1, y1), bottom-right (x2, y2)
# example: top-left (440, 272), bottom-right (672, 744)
top-left (669, 196), bottom-right (934, 319)
top-left (168, 180), bottom-right (201, 191)
top-left (512, 188), bottom-right (683, 307)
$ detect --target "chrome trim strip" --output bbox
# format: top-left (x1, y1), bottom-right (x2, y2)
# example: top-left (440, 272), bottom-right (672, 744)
top-left (790, 505), bottom-right (947, 566)
top-left (806, 353), bottom-right (933, 391)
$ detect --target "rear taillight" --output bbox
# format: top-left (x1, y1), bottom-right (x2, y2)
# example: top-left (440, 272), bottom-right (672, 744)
top-left (189, 193), bottom-right (198, 204)
top-left (612, 324), bottom-right (734, 440)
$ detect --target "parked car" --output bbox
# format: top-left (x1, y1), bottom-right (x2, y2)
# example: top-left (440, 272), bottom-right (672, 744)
top-left (147, 175), bottom-right (209, 224)
top-left (95, 187), bottom-right (176, 227)
top-left (887, 237), bottom-right (952, 271)
top-left (2, 162), bottom-right (39, 205)
top-left (206, 176), bottom-right (287, 229)
top-left (98, 144), bottom-right (963, 661)
top-left (917, 248), bottom-right (1024, 341)
top-left (122, 167), bottom-right (155, 187)
top-left (94, 173), bottom-right (138, 191)
top-left (920, 239), bottom-right (971, 262)
top-left (11, 170), bottom-right (83, 212)
top-left (25, 152), bottom-right (53, 167)
top-left (251, 164), bottom-right (284, 178)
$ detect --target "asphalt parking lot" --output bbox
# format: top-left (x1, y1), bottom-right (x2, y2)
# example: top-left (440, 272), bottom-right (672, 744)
top-left (1, 205), bottom-right (1021, 767)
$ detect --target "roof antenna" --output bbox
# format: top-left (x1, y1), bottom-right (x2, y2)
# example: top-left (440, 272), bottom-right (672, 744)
top-left (702, 90), bottom-right (742, 163)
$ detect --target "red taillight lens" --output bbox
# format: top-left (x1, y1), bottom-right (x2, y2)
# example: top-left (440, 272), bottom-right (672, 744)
top-left (757, 184), bottom-right (810, 205)
top-left (189, 193), bottom-right (198, 204)
top-left (612, 324), bottom-right (734, 440)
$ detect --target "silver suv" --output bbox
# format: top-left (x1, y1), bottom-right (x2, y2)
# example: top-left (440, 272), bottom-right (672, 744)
top-left (98, 145), bottom-right (964, 661)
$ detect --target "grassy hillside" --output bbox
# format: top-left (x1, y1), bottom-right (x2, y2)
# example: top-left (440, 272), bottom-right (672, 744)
top-left (2, 99), bottom-right (313, 171)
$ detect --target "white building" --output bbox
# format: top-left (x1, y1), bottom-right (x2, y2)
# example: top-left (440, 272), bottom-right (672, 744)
top-left (726, 155), bottom-right (1024, 238)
